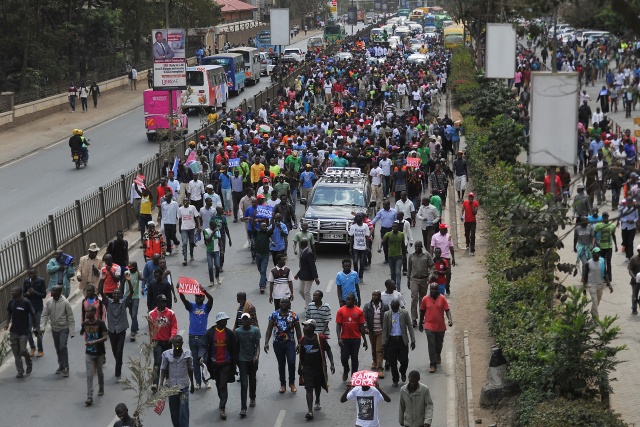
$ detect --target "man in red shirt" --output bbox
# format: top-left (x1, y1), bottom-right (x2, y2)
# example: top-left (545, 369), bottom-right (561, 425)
top-left (98, 254), bottom-right (121, 299)
top-left (149, 295), bottom-right (178, 391)
top-left (543, 168), bottom-right (562, 199)
top-left (335, 293), bottom-right (368, 381)
top-left (419, 283), bottom-right (452, 373)
top-left (461, 192), bottom-right (479, 255)
top-left (432, 248), bottom-right (449, 295)
top-left (156, 177), bottom-right (173, 207)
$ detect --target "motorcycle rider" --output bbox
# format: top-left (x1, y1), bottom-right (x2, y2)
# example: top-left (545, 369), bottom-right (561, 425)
top-left (69, 129), bottom-right (89, 165)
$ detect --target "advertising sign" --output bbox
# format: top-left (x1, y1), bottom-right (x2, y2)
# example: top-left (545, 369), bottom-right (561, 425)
top-left (153, 28), bottom-right (187, 90)
top-left (177, 277), bottom-right (202, 294)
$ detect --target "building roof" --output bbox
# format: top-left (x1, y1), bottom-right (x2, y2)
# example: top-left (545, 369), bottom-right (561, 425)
top-left (214, 0), bottom-right (257, 12)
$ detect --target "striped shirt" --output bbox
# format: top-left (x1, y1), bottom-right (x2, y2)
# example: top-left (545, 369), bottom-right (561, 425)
top-left (305, 302), bottom-right (332, 336)
top-left (267, 266), bottom-right (293, 299)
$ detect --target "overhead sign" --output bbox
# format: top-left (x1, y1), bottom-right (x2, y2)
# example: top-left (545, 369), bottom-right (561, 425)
top-left (177, 277), bottom-right (202, 294)
top-left (153, 28), bottom-right (187, 90)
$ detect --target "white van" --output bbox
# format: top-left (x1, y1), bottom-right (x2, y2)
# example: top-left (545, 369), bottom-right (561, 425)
top-left (229, 47), bottom-right (261, 85)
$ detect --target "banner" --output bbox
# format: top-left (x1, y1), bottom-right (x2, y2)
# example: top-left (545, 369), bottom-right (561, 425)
top-left (177, 277), bottom-right (202, 294)
top-left (351, 370), bottom-right (378, 387)
top-left (228, 158), bottom-right (240, 168)
top-left (133, 174), bottom-right (145, 187)
top-left (406, 158), bottom-right (420, 168)
top-left (256, 205), bottom-right (274, 219)
top-left (152, 29), bottom-right (186, 61)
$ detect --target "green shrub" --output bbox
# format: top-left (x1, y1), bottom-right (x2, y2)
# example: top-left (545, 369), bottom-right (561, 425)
top-left (518, 397), bottom-right (629, 427)
top-left (451, 79), bottom-right (479, 108)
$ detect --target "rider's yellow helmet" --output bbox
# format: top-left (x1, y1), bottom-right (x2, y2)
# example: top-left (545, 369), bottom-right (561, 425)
top-left (72, 128), bottom-right (79, 135)
top-left (77, 129), bottom-right (83, 136)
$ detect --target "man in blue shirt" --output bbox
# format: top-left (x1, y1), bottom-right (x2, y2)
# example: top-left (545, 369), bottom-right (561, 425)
top-left (618, 197), bottom-right (638, 261)
top-left (269, 213), bottom-right (289, 265)
top-left (300, 164), bottom-right (316, 201)
top-left (336, 259), bottom-right (361, 307)
top-left (179, 284), bottom-right (213, 390)
top-left (219, 168), bottom-right (233, 216)
top-left (371, 200), bottom-right (397, 263)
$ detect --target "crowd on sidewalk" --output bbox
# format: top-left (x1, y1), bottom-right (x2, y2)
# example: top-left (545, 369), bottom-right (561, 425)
top-left (5, 26), bottom-right (483, 427)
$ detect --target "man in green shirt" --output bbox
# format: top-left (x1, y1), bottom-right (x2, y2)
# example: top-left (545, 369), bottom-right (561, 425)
top-left (417, 141), bottom-right (430, 167)
top-left (235, 313), bottom-right (261, 415)
top-left (380, 222), bottom-right (405, 292)
top-left (293, 221), bottom-right (316, 258)
top-left (285, 151), bottom-right (302, 172)
top-left (430, 194), bottom-right (442, 215)
top-left (274, 174), bottom-right (292, 205)
top-left (333, 152), bottom-right (350, 168)
top-left (593, 212), bottom-right (617, 281)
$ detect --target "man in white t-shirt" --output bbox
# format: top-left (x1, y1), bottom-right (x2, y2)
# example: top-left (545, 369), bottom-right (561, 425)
top-left (396, 81), bottom-right (408, 110)
top-left (369, 162), bottom-right (383, 210)
top-left (188, 173), bottom-right (205, 211)
top-left (340, 381), bottom-right (391, 427)
top-left (378, 154), bottom-right (392, 197)
top-left (349, 214), bottom-right (371, 282)
top-left (178, 199), bottom-right (200, 266)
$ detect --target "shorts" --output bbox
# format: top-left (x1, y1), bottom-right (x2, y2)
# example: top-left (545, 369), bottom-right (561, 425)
top-left (302, 367), bottom-right (324, 390)
top-left (454, 175), bottom-right (467, 191)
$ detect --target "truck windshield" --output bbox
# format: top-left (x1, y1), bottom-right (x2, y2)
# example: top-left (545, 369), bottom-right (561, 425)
top-left (311, 187), bottom-right (364, 206)
top-left (325, 25), bottom-right (342, 35)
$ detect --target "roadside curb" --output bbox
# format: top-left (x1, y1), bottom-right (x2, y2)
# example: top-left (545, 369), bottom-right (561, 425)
top-left (464, 330), bottom-right (474, 427)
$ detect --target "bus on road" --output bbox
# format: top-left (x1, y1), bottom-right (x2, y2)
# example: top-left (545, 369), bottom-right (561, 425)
top-left (443, 24), bottom-right (464, 48)
top-left (229, 47), bottom-right (261, 85)
top-left (201, 53), bottom-right (246, 95)
top-left (324, 23), bottom-right (346, 45)
top-left (182, 65), bottom-right (228, 113)
top-left (254, 30), bottom-right (273, 52)
top-left (397, 8), bottom-right (410, 18)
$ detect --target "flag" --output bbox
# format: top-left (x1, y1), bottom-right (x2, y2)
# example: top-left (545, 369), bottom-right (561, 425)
top-left (172, 156), bottom-right (179, 177)
top-left (185, 150), bottom-right (197, 167)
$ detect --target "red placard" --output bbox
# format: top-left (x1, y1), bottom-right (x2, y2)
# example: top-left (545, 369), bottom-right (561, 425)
top-left (134, 174), bottom-right (145, 187)
top-left (350, 370), bottom-right (378, 387)
top-left (333, 106), bottom-right (344, 115)
top-left (154, 399), bottom-right (166, 415)
top-left (406, 158), bottom-right (420, 168)
top-left (177, 277), bottom-right (201, 294)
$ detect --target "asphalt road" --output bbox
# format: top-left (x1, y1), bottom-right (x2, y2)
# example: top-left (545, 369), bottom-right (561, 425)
top-left (0, 212), bottom-right (455, 427)
top-left (0, 25), bottom-right (367, 244)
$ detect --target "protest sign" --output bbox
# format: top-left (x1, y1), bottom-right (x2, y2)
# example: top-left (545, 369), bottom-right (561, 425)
top-left (256, 205), bottom-right (274, 219)
top-left (134, 174), bottom-right (145, 187)
top-left (154, 399), bottom-right (166, 415)
top-left (177, 277), bottom-right (201, 294)
top-left (228, 158), bottom-right (240, 168)
top-left (350, 370), bottom-right (378, 387)
top-left (406, 158), bottom-right (420, 168)
top-left (333, 106), bottom-right (344, 115)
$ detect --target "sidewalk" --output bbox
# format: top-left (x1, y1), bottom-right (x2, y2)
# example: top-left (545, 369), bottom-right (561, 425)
top-left (0, 86), bottom-right (146, 167)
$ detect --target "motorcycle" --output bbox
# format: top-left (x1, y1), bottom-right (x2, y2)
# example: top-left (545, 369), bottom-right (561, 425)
top-left (71, 150), bottom-right (85, 169)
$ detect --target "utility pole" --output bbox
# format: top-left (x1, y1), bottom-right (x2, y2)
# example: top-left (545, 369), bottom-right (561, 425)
top-left (166, 0), bottom-right (175, 149)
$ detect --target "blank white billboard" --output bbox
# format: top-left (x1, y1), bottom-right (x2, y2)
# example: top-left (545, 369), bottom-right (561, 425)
top-left (270, 9), bottom-right (290, 46)
top-left (529, 72), bottom-right (579, 166)
top-left (485, 23), bottom-right (516, 78)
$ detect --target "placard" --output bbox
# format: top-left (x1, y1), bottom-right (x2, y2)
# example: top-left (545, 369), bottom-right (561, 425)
top-left (256, 205), bottom-right (274, 219)
top-left (154, 399), bottom-right (166, 415)
top-left (351, 370), bottom-right (378, 387)
top-left (228, 158), bottom-right (240, 168)
top-left (177, 277), bottom-right (202, 294)
top-left (406, 158), bottom-right (420, 168)
top-left (134, 174), bottom-right (145, 187)
top-left (334, 106), bottom-right (344, 115)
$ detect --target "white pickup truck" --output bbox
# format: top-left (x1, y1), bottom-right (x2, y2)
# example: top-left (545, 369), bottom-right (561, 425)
top-left (282, 48), bottom-right (304, 63)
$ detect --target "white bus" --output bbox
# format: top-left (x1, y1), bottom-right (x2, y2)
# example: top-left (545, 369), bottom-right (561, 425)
top-left (182, 65), bottom-right (229, 112)
top-left (229, 47), bottom-right (261, 85)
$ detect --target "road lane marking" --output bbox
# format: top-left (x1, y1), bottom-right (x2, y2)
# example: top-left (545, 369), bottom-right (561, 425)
top-left (2, 232), bottom-right (16, 240)
top-left (326, 279), bottom-right (334, 293)
top-left (85, 186), bottom-right (94, 192)
top-left (274, 410), bottom-right (286, 427)
top-left (48, 206), bottom-right (60, 213)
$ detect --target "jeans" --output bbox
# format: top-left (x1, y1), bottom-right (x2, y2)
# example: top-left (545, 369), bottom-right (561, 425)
top-left (611, 187), bottom-right (621, 210)
top-left (425, 330), bottom-right (445, 368)
top-left (189, 335), bottom-right (205, 385)
top-left (255, 253), bottom-right (269, 289)
top-left (389, 255), bottom-right (403, 291)
top-left (382, 176), bottom-right (391, 197)
top-left (621, 228), bottom-right (635, 259)
top-left (139, 213), bottom-right (153, 243)
top-left (52, 328), bottom-right (69, 368)
top-left (69, 95), bottom-right (76, 111)
top-left (92, 93), bottom-right (98, 107)
top-left (109, 330), bottom-right (127, 377)
top-left (291, 188), bottom-right (298, 210)
top-left (152, 340), bottom-right (172, 386)
top-left (80, 97), bottom-right (88, 111)
top-left (352, 249), bottom-right (367, 279)
top-left (206, 250), bottom-right (221, 282)
top-left (238, 360), bottom-right (258, 409)
top-left (181, 229), bottom-right (196, 261)
top-left (210, 363), bottom-right (232, 408)
top-left (168, 386), bottom-right (190, 427)
top-left (464, 221), bottom-right (477, 252)
top-left (129, 298), bottom-right (139, 333)
top-left (340, 337), bottom-right (361, 375)
top-left (632, 281), bottom-right (640, 312)
top-left (9, 333), bottom-right (31, 374)
top-left (85, 354), bottom-right (105, 397)
top-left (27, 309), bottom-right (43, 351)
top-left (273, 340), bottom-right (296, 386)
top-left (386, 336), bottom-right (409, 382)
top-left (221, 188), bottom-right (232, 212)
top-left (600, 248), bottom-right (613, 281)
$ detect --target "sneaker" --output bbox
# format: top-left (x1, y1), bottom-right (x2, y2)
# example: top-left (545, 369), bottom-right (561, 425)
top-left (216, 278), bottom-right (222, 285)
top-left (342, 370), bottom-right (348, 381)
top-left (240, 409), bottom-right (247, 417)
top-left (55, 367), bottom-right (63, 375)
top-left (98, 388), bottom-right (104, 396)
top-left (16, 373), bottom-right (24, 379)
top-left (401, 372), bottom-right (406, 382)
top-left (633, 310), bottom-right (638, 314)
top-left (130, 332), bottom-right (136, 341)
top-left (151, 385), bottom-right (158, 393)
top-left (85, 397), bottom-right (93, 406)
top-left (29, 348), bottom-right (35, 358)
top-left (314, 404), bottom-right (321, 411)
top-left (63, 367), bottom-right (69, 377)
top-left (26, 364), bottom-right (32, 374)
top-left (37, 351), bottom-right (44, 357)
top-left (249, 399), bottom-right (256, 407)
top-left (210, 282), bottom-right (215, 287)
top-left (195, 384), bottom-right (201, 391)
top-left (220, 409), bottom-right (227, 420)
top-left (471, 251), bottom-right (475, 256)
top-left (392, 381), bottom-right (398, 387)
top-left (206, 382), bottom-right (212, 389)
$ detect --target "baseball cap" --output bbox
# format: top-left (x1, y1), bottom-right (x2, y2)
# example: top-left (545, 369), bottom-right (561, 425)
top-left (577, 183), bottom-right (585, 189)
top-left (262, 178), bottom-right (270, 183)
top-left (302, 319), bottom-right (317, 326)
top-left (256, 194), bottom-right (265, 199)
top-left (468, 192), bottom-right (475, 197)
top-left (147, 221), bottom-right (156, 227)
top-left (157, 294), bottom-right (168, 301)
top-left (439, 223), bottom-right (449, 229)
top-left (592, 247), bottom-right (601, 253)
top-left (602, 212), bottom-right (609, 217)
top-left (206, 184), bottom-right (214, 189)
top-left (241, 313), bottom-right (251, 320)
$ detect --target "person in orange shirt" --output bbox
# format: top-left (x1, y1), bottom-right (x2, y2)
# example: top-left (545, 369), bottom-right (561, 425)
top-left (250, 158), bottom-right (265, 191)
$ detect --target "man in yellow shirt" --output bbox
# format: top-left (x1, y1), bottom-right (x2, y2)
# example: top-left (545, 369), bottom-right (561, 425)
top-left (250, 158), bottom-right (265, 191)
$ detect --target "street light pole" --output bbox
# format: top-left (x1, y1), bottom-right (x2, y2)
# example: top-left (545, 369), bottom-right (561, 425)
top-left (166, 0), bottom-right (175, 148)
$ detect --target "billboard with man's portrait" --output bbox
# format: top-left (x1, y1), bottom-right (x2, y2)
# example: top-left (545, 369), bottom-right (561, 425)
top-left (152, 28), bottom-right (186, 61)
